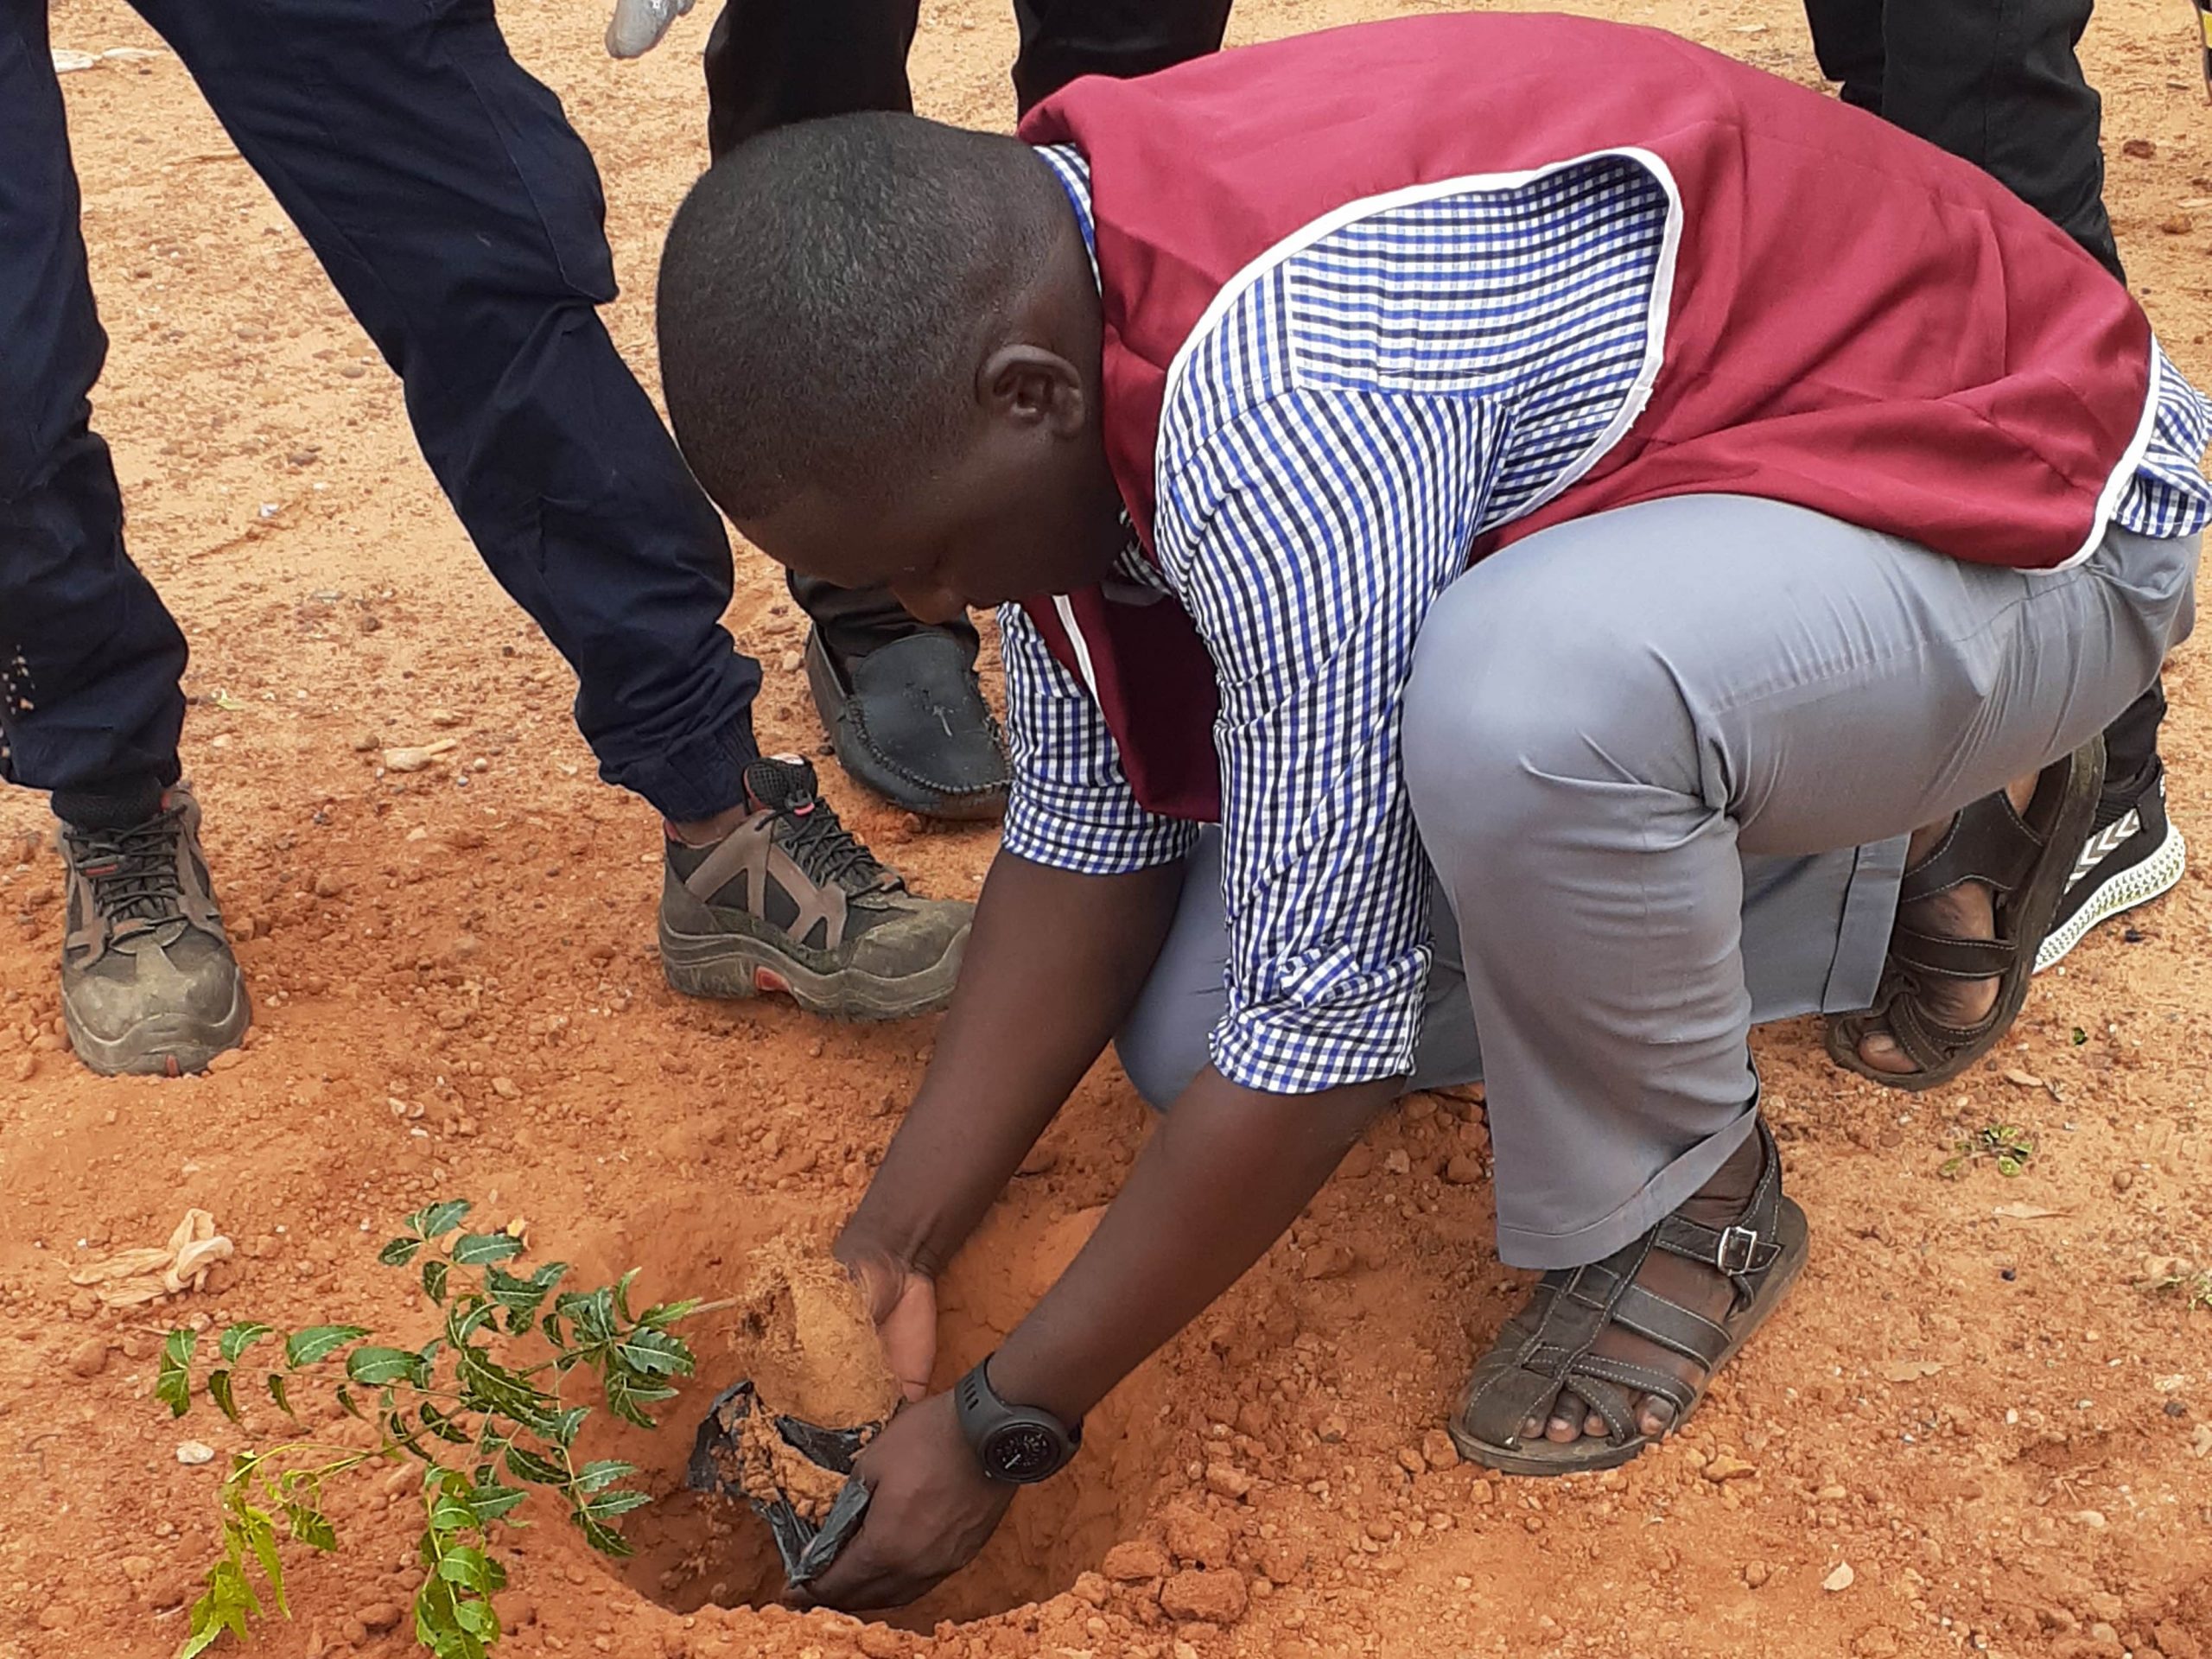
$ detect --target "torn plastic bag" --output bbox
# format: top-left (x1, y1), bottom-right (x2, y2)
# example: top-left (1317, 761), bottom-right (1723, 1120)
top-left (687, 1378), bottom-right (881, 1586)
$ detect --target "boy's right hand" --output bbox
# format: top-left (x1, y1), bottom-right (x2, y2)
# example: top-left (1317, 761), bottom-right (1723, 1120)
top-left (838, 1237), bottom-right (937, 1402)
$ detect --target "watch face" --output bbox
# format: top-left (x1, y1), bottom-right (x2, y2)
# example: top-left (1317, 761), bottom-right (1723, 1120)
top-left (985, 1420), bottom-right (1065, 1483)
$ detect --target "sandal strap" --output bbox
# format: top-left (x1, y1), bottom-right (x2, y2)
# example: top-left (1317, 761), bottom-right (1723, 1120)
top-left (1456, 1116), bottom-right (1785, 1449)
top-left (1897, 788), bottom-right (2045, 906)
top-left (1884, 923), bottom-right (2017, 982)
top-left (1567, 1352), bottom-right (1700, 1417)
top-left (1875, 986), bottom-right (1999, 1079)
top-left (1561, 1373), bottom-right (1641, 1440)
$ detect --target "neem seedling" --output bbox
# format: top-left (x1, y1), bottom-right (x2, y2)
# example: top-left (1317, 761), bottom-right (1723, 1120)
top-left (155, 1198), bottom-right (711, 1659)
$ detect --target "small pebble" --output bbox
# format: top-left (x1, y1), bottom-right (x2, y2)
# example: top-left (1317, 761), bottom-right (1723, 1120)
top-left (1204, 1463), bottom-right (1254, 1499)
top-left (66, 1338), bottom-right (109, 1378)
top-left (175, 1441), bottom-right (216, 1465)
top-left (1444, 1154), bottom-right (1484, 1185)
top-left (2113, 1169), bottom-right (2135, 1192)
top-left (1823, 1562), bottom-right (1855, 1592)
top-left (1744, 1560), bottom-right (1771, 1589)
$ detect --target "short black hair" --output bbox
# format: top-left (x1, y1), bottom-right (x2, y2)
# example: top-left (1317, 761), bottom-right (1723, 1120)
top-left (657, 112), bottom-right (1067, 522)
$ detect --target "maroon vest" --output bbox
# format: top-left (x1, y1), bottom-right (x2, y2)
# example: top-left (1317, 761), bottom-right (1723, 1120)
top-left (1016, 15), bottom-right (2156, 820)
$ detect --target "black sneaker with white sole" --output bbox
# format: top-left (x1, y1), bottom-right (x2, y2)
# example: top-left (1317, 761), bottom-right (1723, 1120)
top-left (2035, 765), bottom-right (2186, 973)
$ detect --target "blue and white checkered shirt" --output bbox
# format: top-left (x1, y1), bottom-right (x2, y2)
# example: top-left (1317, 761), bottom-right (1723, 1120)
top-left (1002, 144), bottom-right (2212, 1097)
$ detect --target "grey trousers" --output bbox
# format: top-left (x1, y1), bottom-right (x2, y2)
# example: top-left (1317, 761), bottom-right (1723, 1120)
top-left (1115, 496), bottom-right (2198, 1269)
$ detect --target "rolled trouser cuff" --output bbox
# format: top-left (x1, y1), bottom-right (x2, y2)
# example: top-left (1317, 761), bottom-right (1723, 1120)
top-left (599, 707), bottom-right (759, 825)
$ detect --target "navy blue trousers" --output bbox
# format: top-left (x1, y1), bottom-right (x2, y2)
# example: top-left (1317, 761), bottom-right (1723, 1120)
top-left (0, 0), bottom-right (761, 828)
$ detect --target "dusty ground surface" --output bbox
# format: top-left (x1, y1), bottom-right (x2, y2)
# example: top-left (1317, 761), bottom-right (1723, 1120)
top-left (6, 0), bottom-right (2212, 1656)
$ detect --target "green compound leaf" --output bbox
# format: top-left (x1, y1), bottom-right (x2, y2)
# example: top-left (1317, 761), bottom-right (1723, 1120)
top-left (283, 1501), bottom-right (337, 1552)
top-left (465, 1473), bottom-right (528, 1525)
top-left (284, 1325), bottom-right (371, 1369)
top-left (422, 1258), bottom-right (451, 1306)
top-left (406, 1198), bottom-right (473, 1242)
top-left (503, 1446), bottom-right (566, 1485)
top-left (602, 1370), bottom-right (678, 1430)
top-left (217, 1322), bottom-right (274, 1365)
top-left (207, 1370), bottom-right (239, 1425)
top-left (419, 1402), bottom-right (474, 1446)
top-left (345, 1346), bottom-right (428, 1388)
top-left (156, 1329), bottom-right (196, 1418)
top-left (612, 1326), bottom-right (694, 1378)
top-left (571, 1459), bottom-right (636, 1495)
top-left (378, 1236), bottom-right (424, 1268)
top-left (575, 1507), bottom-right (635, 1560)
top-left (582, 1488), bottom-right (652, 1521)
top-left (436, 1546), bottom-right (496, 1592)
top-left (450, 1231), bottom-right (524, 1268)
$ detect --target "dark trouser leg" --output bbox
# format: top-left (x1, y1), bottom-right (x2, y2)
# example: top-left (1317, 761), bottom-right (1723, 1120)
top-left (124, 0), bottom-right (760, 824)
top-left (0, 0), bottom-right (188, 830)
top-left (1008, 0), bottom-right (1234, 111)
top-left (1881, 0), bottom-right (2121, 280)
top-left (1802, 0), bottom-right (1885, 111)
top-left (702, 0), bottom-right (978, 682)
top-left (1802, 0), bottom-right (2161, 820)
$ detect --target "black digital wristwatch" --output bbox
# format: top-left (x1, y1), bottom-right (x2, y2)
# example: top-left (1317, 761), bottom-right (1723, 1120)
top-left (952, 1355), bottom-right (1082, 1484)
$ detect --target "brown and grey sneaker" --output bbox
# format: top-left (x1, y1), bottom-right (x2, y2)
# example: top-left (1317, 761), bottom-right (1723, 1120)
top-left (658, 755), bottom-right (970, 1020)
top-left (58, 782), bottom-right (251, 1077)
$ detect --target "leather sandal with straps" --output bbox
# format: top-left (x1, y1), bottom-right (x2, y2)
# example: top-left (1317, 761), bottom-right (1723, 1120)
top-left (1449, 1117), bottom-right (1808, 1476)
top-left (1826, 739), bottom-right (2104, 1093)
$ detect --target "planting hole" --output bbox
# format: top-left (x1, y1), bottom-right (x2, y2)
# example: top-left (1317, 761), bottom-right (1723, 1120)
top-left (576, 1195), bottom-right (1177, 1630)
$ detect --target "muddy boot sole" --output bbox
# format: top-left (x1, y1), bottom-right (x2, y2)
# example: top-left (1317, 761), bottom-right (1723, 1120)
top-left (658, 916), bottom-right (969, 1020)
top-left (63, 975), bottom-right (251, 1077)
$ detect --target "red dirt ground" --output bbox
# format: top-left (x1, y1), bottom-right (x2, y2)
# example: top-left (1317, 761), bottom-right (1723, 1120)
top-left (4, 2), bottom-right (2210, 1656)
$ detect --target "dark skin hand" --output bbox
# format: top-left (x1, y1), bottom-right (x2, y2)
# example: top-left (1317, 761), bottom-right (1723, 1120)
top-left (796, 852), bottom-right (1398, 1611)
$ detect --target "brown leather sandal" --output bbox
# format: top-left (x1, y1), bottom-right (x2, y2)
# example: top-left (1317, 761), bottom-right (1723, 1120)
top-left (1826, 739), bottom-right (2104, 1093)
top-left (1449, 1119), bottom-right (1808, 1476)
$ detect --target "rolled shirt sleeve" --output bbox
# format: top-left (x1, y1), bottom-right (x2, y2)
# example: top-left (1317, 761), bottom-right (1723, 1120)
top-left (1160, 386), bottom-right (1495, 1095)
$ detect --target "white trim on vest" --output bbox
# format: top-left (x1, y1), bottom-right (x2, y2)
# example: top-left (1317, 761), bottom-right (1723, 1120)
top-left (1155, 147), bottom-right (1686, 524)
top-left (1052, 593), bottom-right (1102, 699)
top-left (1152, 147), bottom-right (2158, 575)
top-left (2049, 345), bottom-right (2164, 573)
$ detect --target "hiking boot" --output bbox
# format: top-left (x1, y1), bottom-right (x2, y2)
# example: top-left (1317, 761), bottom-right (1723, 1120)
top-left (658, 754), bottom-right (971, 1019)
top-left (58, 782), bottom-right (250, 1076)
top-left (2035, 762), bottom-right (2186, 973)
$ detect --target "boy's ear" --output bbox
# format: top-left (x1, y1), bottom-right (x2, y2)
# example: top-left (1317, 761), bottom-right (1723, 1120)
top-left (979, 344), bottom-right (1087, 438)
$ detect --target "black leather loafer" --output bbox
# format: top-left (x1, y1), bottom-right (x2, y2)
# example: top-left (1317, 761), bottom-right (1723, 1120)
top-left (805, 626), bottom-right (1009, 821)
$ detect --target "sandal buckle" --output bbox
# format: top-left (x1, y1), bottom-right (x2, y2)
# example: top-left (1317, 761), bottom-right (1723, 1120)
top-left (1714, 1226), bottom-right (1761, 1274)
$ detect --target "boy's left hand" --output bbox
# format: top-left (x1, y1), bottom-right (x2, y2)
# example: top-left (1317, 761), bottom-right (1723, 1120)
top-left (793, 1392), bottom-right (1015, 1611)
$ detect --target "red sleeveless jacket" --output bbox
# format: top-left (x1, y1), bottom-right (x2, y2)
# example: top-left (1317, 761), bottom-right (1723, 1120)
top-left (1014, 15), bottom-right (2158, 821)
